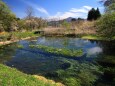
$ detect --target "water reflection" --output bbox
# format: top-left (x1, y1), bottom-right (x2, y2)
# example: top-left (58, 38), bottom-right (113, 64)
top-left (99, 40), bottom-right (115, 55)
top-left (87, 47), bottom-right (102, 55)
top-left (0, 44), bottom-right (17, 63)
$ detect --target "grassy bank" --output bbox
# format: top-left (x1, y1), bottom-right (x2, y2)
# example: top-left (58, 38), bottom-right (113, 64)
top-left (0, 31), bottom-right (40, 45)
top-left (81, 35), bottom-right (115, 41)
top-left (0, 31), bottom-right (40, 40)
top-left (0, 64), bottom-right (64, 86)
top-left (81, 35), bottom-right (103, 40)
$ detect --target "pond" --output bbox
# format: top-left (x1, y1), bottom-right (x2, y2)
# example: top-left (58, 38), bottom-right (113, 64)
top-left (0, 37), bottom-right (115, 86)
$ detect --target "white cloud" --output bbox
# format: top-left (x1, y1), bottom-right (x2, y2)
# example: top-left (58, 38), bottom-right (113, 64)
top-left (36, 7), bottom-right (49, 15)
top-left (48, 6), bottom-right (92, 20)
top-left (20, 0), bottom-right (49, 15)
top-left (70, 8), bottom-right (87, 13)
top-left (83, 6), bottom-right (92, 10)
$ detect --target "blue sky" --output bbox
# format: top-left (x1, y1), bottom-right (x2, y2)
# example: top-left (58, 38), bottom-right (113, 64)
top-left (3, 0), bottom-right (104, 19)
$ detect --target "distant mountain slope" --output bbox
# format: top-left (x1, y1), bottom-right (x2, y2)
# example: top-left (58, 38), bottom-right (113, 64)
top-left (64, 17), bottom-right (74, 22)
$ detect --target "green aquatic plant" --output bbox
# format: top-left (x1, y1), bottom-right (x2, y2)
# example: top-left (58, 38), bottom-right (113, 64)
top-left (97, 55), bottom-right (115, 85)
top-left (45, 61), bottom-right (101, 86)
top-left (17, 45), bottom-right (24, 49)
top-left (29, 45), bottom-right (83, 57)
top-left (63, 77), bottom-right (81, 86)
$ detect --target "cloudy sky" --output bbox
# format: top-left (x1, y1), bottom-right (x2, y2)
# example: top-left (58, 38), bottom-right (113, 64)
top-left (3, 0), bottom-right (104, 19)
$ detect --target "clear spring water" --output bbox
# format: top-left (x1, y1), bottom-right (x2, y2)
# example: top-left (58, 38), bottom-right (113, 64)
top-left (0, 37), bottom-right (115, 86)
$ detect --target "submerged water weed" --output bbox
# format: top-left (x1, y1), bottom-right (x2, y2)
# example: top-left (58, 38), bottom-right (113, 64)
top-left (17, 45), bottom-right (24, 49)
top-left (29, 45), bottom-right (83, 57)
top-left (45, 61), bottom-right (101, 86)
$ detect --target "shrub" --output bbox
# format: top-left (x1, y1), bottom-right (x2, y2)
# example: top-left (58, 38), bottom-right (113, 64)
top-left (95, 12), bottom-right (115, 39)
top-left (62, 21), bottom-right (71, 29)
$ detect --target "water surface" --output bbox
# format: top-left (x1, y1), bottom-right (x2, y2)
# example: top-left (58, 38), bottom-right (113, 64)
top-left (0, 37), bottom-right (115, 86)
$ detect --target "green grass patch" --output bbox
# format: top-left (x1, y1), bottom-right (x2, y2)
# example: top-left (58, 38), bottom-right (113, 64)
top-left (29, 45), bottom-right (83, 57)
top-left (81, 35), bottom-right (115, 41)
top-left (0, 31), bottom-right (40, 42)
top-left (81, 35), bottom-right (102, 40)
top-left (11, 31), bottom-right (40, 39)
top-left (0, 64), bottom-right (63, 86)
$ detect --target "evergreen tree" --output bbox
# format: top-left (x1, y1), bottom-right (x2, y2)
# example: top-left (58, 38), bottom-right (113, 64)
top-left (87, 8), bottom-right (96, 21)
top-left (87, 10), bottom-right (91, 20)
top-left (95, 8), bottom-right (101, 20)
top-left (87, 8), bottom-right (101, 21)
top-left (71, 18), bottom-right (76, 22)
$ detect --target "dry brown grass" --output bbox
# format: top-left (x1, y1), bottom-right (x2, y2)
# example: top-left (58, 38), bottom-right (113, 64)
top-left (75, 21), bottom-right (96, 34)
top-left (43, 27), bottom-right (66, 36)
top-left (34, 75), bottom-right (65, 86)
top-left (43, 21), bottom-right (96, 36)
top-left (0, 32), bottom-right (8, 35)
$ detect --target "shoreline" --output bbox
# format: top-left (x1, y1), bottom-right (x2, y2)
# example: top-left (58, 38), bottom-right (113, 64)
top-left (0, 36), bottom-right (39, 46)
top-left (0, 33), bottom-right (115, 46)
top-left (43, 34), bottom-right (115, 41)
top-left (0, 64), bottom-right (64, 86)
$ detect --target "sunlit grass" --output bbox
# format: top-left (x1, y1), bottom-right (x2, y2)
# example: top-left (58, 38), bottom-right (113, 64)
top-left (12, 32), bottom-right (39, 39)
top-left (0, 31), bottom-right (40, 42)
top-left (82, 35), bottom-right (115, 40)
top-left (0, 64), bottom-right (64, 86)
top-left (81, 35), bottom-right (110, 40)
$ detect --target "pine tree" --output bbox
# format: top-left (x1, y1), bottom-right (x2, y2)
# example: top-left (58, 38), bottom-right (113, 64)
top-left (87, 8), bottom-right (96, 21)
top-left (87, 10), bottom-right (92, 20)
top-left (87, 8), bottom-right (101, 21)
top-left (95, 8), bottom-right (101, 20)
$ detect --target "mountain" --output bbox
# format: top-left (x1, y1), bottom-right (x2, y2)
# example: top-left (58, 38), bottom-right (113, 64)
top-left (64, 17), bottom-right (74, 22)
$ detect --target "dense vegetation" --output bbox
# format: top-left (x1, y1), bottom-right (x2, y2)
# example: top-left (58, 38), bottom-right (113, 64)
top-left (96, 12), bottom-right (115, 39)
top-left (0, 0), bottom-right (16, 32)
top-left (0, 0), bottom-right (47, 32)
top-left (95, 0), bottom-right (115, 39)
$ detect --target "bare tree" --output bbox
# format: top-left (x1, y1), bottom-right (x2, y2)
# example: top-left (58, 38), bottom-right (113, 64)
top-left (25, 6), bottom-right (34, 30)
top-left (26, 6), bottom-right (34, 19)
top-left (100, 0), bottom-right (115, 6)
